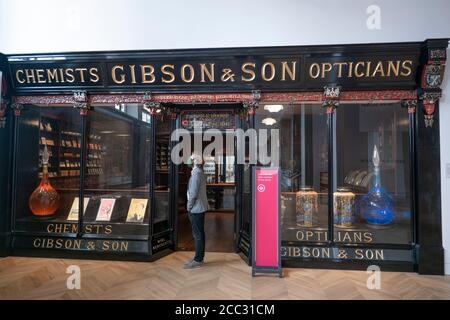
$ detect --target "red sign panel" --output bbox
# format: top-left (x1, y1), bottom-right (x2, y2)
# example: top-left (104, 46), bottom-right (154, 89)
top-left (253, 167), bottom-right (282, 277)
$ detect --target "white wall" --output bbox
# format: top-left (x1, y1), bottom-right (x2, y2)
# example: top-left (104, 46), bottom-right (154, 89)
top-left (1, 0), bottom-right (450, 273)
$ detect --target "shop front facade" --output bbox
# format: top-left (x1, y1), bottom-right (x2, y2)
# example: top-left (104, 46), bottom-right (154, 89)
top-left (0, 39), bottom-right (448, 274)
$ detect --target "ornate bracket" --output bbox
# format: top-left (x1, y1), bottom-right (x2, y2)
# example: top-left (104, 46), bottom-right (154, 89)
top-left (241, 90), bottom-right (260, 119)
top-left (419, 91), bottom-right (442, 127)
top-left (322, 86), bottom-right (341, 114)
top-left (143, 91), bottom-right (161, 115)
top-left (11, 102), bottom-right (23, 117)
top-left (419, 43), bottom-right (447, 128)
top-left (421, 48), bottom-right (446, 90)
top-left (73, 91), bottom-right (90, 116)
top-left (401, 99), bottom-right (418, 114)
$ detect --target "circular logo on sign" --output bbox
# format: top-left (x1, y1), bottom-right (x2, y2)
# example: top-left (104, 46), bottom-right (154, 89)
top-left (257, 184), bottom-right (265, 192)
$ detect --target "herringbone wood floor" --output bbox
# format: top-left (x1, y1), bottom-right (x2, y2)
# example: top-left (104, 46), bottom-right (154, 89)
top-left (1, 252), bottom-right (449, 300)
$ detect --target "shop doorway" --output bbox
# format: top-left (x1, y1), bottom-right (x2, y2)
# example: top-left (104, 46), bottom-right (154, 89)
top-left (174, 108), bottom-right (238, 253)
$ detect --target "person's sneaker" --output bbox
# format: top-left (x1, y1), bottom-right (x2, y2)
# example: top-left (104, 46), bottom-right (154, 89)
top-left (184, 258), bottom-right (195, 266)
top-left (183, 260), bottom-right (203, 269)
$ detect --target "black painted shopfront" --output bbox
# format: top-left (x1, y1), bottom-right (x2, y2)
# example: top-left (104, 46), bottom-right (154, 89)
top-left (0, 39), bottom-right (448, 274)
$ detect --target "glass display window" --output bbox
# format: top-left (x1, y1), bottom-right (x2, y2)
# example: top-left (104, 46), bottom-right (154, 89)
top-left (334, 103), bottom-right (412, 245)
top-left (14, 105), bottom-right (82, 234)
top-left (82, 106), bottom-right (151, 240)
top-left (256, 103), bottom-right (329, 244)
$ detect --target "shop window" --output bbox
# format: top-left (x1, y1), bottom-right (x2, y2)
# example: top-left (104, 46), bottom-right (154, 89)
top-left (13, 104), bottom-right (154, 242)
top-left (335, 103), bottom-right (412, 245)
top-left (83, 106), bottom-right (151, 239)
top-left (256, 103), bottom-right (329, 243)
top-left (14, 106), bottom-right (82, 233)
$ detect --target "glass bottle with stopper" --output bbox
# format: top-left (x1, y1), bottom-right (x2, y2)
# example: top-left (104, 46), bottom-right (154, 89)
top-left (359, 145), bottom-right (394, 226)
top-left (29, 145), bottom-right (60, 217)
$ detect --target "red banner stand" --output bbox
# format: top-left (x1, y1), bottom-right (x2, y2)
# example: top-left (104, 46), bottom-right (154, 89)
top-left (252, 167), bottom-right (282, 277)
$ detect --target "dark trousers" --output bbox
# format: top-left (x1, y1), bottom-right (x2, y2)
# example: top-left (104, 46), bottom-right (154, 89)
top-left (188, 212), bottom-right (205, 262)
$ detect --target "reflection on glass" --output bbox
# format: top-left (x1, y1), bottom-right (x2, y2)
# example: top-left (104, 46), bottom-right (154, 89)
top-left (15, 106), bottom-right (81, 232)
top-left (256, 103), bottom-right (328, 243)
top-left (336, 103), bottom-right (412, 245)
top-left (82, 106), bottom-right (151, 240)
top-left (154, 114), bottom-right (171, 234)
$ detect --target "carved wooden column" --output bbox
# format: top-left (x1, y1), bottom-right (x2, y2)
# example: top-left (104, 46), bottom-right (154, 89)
top-left (143, 92), bottom-right (161, 252)
top-left (73, 91), bottom-right (90, 237)
top-left (416, 39), bottom-right (448, 274)
top-left (322, 86), bottom-right (341, 245)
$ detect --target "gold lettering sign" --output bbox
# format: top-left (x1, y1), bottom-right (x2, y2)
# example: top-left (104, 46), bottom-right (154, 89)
top-left (32, 237), bottom-right (129, 252)
top-left (307, 59), bottom-right (414, 80)
top-left (261, 62), bottom-right (276, 81)
top-left (181, 64), bottom-right (195, 83)
top-left (200, 63), bottom-right (215, 83)
top-left (295, 230), bottom-right (374, 243)
top-left (161, 64), bottom-right (175, 83)
top-left (281, 61), bottom-right (297, 81)
top-left (281, 246), bottom-right (385, 260)
top-left (15, 67), bottom-right (101, 85)
top-left (46, 223), bottom-right (113, 235)
top-left (11, 57), bottom-right (415, 89)
top-left (241, 62), bottom-right (256, 82)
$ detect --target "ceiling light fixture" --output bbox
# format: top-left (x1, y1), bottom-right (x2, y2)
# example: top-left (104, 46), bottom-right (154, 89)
top-left (264, 104), bottom-right (284, 113)
top-left (262, 117), bottom-right (277, 126)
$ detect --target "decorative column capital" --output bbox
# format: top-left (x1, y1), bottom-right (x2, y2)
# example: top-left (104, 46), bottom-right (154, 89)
top-left (322, 86), bottom-right (341, 114)
top-left (401, 99), bottom-right (418, 114)
top-left (143, 91), bottom-right (161, 115)
top-left (419, 91), bottom-right (442, 127)
top-left (144, 102), bottom-right (161, 115)
top-left (11, 102), bottom-right (23, 117)
top-left (241, 90), bottom-right (260, 120)
top-left (73, 91), bottom-right (90, 116)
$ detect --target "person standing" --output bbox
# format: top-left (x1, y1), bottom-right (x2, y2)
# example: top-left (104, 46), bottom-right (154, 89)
top-left (184, 153), bottom-right (209, 269)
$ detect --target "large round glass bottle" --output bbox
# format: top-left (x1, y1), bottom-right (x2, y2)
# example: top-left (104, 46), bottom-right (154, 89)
top-left (359, 145), bottom-right (394, 226)
top-left (29, 145), bottom-right (60, 217)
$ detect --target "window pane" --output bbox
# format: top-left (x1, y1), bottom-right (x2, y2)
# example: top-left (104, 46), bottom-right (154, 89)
top-left (15, 106), bottom-right (81, 234)
top-left (335, 103), bottom-right (412, 245)
top-left (154, 115), bottom-right (171, 234)
top-left (256, 104), bottom-right (329, 243)
top-left (83, 106), bottom-right (150, 239)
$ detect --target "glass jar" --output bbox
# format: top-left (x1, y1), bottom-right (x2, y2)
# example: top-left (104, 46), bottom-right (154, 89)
top-left (333, 187), bottom-right (355, 228)
top-left (295, 186), bottom-right (318, 227)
